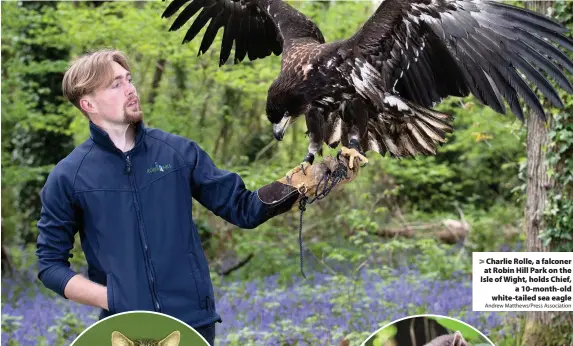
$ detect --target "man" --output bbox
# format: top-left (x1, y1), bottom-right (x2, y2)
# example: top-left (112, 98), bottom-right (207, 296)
top-left (35, 49), bottom-right (359, 345)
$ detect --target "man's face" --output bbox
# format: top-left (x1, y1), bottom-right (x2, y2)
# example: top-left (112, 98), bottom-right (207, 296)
top-left (82, 61), bottom-right (143, 125)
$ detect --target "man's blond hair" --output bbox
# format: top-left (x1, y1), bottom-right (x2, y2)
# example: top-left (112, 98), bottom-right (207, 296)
top-left (62, 49), bottom-right (131, 116)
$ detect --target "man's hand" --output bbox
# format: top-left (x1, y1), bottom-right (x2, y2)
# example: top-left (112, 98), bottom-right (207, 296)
top-left (64, 274), bottom-right (109, 311)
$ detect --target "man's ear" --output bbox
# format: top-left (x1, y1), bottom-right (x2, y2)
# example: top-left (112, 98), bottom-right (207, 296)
top-left (79, 95), bottom-right (96, 114)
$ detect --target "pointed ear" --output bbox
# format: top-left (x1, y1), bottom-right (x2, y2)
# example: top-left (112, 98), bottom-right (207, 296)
top-left (452, 331), bottom-right (466, 346)
top-left (158, 330), bottom-right (180, 346)
top-left (111, 331), bottom-right (134, 346)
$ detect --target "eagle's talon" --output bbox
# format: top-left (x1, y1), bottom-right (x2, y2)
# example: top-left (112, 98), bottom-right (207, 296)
top-left (300, 161), bottom-right (311, 175)
top-left (284, 160), bottom-right (312, 186)
top-left (340, 146), bottom-right (368, 169)
top-left (285, 163), bottom-right (305, 183)
top-left (285, 168), bottom-right (299, 184)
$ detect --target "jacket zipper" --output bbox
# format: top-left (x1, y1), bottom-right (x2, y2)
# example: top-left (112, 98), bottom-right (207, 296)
top-left (125, 154), bottom-right (162, 312)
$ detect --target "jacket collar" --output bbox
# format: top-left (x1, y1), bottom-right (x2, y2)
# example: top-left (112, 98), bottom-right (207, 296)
top-left (89, 120), bottom-right (147, 153)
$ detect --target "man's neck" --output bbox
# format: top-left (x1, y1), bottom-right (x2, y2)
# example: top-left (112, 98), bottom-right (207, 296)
top-left (95, 121), bottom-right (136, 152)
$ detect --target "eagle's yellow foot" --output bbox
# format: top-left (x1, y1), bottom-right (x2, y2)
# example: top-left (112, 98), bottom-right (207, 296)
top-left (340, 146), bottom-right (368, 169)
top-left (285, 161), bottom-right (312, 185)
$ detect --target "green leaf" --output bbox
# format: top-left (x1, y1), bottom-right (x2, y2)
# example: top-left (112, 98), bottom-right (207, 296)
top-left (434, 317), bottom-right (483, 340)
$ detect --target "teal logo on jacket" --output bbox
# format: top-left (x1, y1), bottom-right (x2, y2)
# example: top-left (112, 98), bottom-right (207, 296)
top-left (147, 162), bottom-right (172, 174)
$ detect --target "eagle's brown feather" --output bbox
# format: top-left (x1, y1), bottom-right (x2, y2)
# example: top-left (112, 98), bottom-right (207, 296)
top-left (163, 0), bottom-right (573, 163)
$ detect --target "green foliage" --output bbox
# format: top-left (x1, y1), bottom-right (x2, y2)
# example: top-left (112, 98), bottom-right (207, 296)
top-left (2, 1), bottom-right (76, 244)
top-left (413, 239), bottom-right (472, 280)
top-left (368, 325), bottom-right (397, 346)
top-left (433, 317), bottom-right (483, 341)
top-left (463, 204), bottom-right (524, 253)
top-left (1, 314), bottom-right (23, 336)
top-left (543, 111), bottom-right (573, 250)
top-left (378, 97), bottom-right (526, 213)
top-left (47, 313), bottom-right (88, 346)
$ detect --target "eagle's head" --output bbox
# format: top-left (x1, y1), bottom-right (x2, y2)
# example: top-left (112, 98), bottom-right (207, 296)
top-left (266, 78), bottom-right (309, 141)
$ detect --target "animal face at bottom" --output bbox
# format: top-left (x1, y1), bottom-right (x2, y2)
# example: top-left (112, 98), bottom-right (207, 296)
top-left (424, 331), bottom-right (470, 346)
top-left (111, 330), bottom-right (180, 346)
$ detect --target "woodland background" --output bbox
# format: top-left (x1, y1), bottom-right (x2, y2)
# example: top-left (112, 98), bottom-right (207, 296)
top-left (1, 0), bottom-right (572, 345)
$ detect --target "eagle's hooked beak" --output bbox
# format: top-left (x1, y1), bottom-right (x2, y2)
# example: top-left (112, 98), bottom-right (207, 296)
top-left (273, 112), bottom-right (291, 141)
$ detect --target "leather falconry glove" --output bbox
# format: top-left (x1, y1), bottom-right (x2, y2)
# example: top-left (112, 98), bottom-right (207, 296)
top-left (257, 155), bottom-right (361, 216)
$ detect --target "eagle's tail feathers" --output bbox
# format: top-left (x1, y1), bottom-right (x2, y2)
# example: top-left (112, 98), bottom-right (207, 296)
top-left (365, 98), bottom-right (454, 158)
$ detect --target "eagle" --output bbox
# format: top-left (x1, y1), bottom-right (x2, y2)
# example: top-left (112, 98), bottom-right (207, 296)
top-left (161, 0), bottom-right (573, 178)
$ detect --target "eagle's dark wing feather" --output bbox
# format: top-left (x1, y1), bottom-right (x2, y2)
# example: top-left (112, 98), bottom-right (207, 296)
top-left (162, 0), bottom-right (325, 66)
top-left (340, 0), bottom-right (573, 122)
top-left (330, 56), bottom-right (454, 158)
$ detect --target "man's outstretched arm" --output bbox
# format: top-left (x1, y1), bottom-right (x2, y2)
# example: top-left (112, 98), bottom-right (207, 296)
top-left (187, 141), bottom-right (298, 229)
top-left (186, 140), bottom-right (360, 229)
top-left (36, 167), bottom-right (107, 310)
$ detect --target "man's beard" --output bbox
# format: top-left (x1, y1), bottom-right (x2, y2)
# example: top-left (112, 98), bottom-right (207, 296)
top-left (123, 103), bottom-right (143, 124)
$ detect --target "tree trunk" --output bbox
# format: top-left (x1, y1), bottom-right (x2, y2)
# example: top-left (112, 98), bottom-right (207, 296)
top-left (523, 92), bottom-right (555, 345)
top-left (523, 2), bottom-right (572, 345)
top-left (525, 101), bottom-right (551, 251)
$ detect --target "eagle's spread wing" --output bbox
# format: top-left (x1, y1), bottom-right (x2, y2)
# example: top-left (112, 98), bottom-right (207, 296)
top-left (162, 0), bottom-right (325, 66)
top-left (341, 0), bottom-right (573, 122)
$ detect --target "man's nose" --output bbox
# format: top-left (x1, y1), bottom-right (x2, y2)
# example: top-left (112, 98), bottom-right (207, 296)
top-left (125, 82), bottom-right (136, 96)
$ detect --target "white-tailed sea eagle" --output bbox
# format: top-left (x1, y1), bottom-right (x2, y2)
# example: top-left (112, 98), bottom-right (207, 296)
top-left (161, 0), bottom-right (573, 176)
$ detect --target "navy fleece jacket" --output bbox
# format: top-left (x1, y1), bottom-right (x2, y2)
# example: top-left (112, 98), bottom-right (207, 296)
top-left (36, 121), bottom-right (276, 327)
